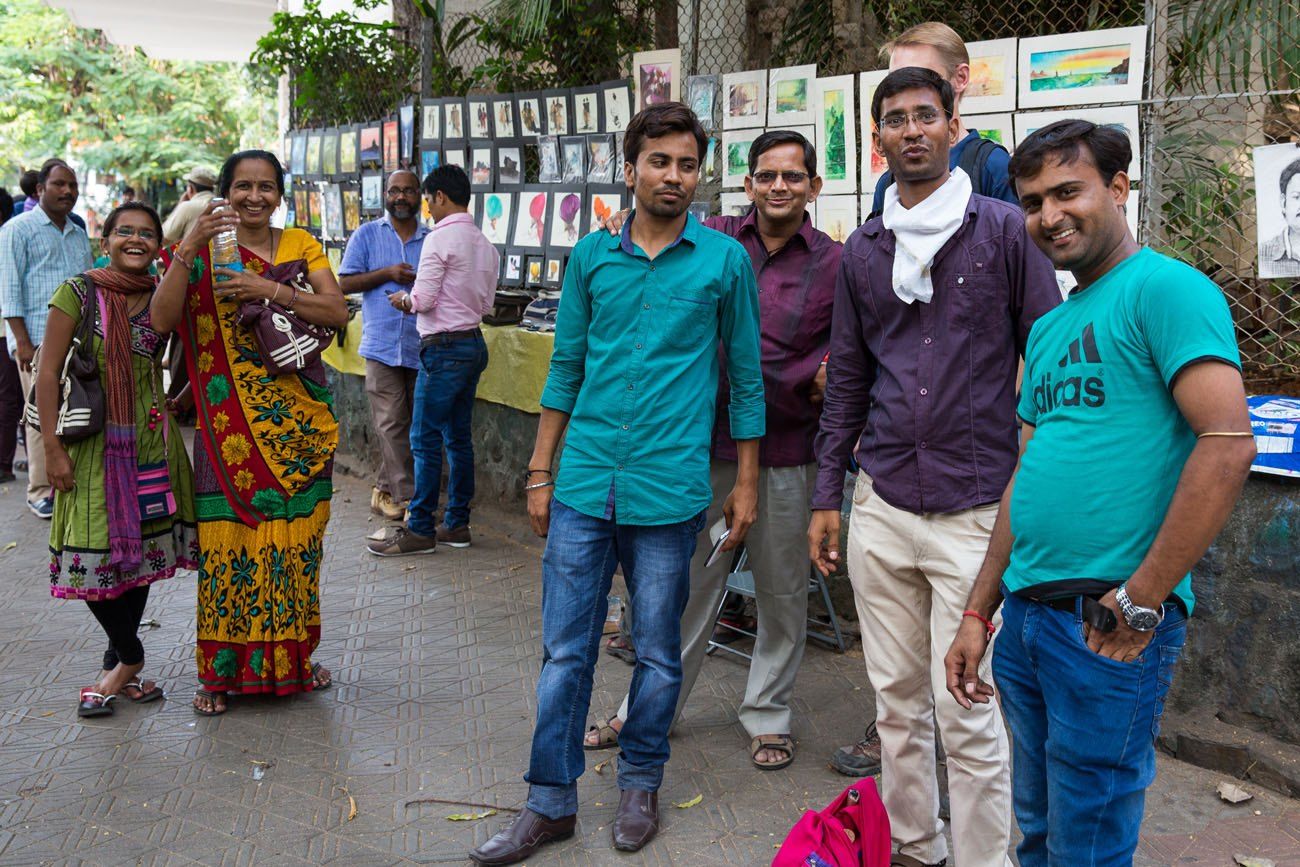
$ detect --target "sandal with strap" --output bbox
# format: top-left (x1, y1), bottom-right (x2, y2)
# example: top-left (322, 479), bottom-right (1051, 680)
top-left (121, 677), bottom-right (164, 703)
top-left (192, 689), bottom-right (227, 716)
top-left (311, 662), bottom-right (333, 690)
top-left (77, 688), bottom-right (115, 718)
top-left (584, 715), bottom-right (621, 751)
top-left (750, 734), bottom-right (795, 770)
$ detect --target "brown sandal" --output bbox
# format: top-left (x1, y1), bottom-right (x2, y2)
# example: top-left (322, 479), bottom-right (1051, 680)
top-left (750, 734), bottom-right (795, 770)
top-left (584, 715), bottom-right (620, 751)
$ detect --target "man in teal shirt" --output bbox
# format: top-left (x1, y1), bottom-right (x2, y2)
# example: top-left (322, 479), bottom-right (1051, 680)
top-left (469, 103), bottom-right (764, 866)
top-left (944, 120), bottom-right (1255, 866)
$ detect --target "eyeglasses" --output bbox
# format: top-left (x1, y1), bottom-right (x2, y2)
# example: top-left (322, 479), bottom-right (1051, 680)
top-left (111, 226), bottom-right (157, 241)
top-left (880, 109), bottom-right (948, 130)
top-left (387, 187), bottom-right (419, 197)
top-left (751, 170), bottom-right (809, 186)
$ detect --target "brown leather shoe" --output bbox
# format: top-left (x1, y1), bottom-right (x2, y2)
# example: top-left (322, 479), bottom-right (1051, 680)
top-left (611, 788), bottom-right (659, 852)
top-left (468, 808), bottom-right (576, 865)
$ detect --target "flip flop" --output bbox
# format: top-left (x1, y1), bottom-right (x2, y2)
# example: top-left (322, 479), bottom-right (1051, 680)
top-left (310, 662), bottom-right (333, 690)
top-left (192, 689), bottom-right (227, 716)
top-left (750, 734), bottom-right (795, 770)
top-left (77, 688), bottom-right (115, 718)
top-left (584, 715), bottom-right (621, 751)
top-left (121, 677), bottom-right (164, 703)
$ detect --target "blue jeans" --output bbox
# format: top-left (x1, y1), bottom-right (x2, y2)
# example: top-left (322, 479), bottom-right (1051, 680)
top-left (525, 498), bottom-right (706, 819)
top-left (993, 589), bottom-right (1187, 866)
top-left (407, 334), bottom-right (488, 536)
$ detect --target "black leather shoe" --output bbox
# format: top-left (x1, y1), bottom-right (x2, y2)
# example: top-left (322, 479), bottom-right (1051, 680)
top-left (611, 788), bottom-right (659, 852)
top-left (468, 808), bottom-right (576, 866)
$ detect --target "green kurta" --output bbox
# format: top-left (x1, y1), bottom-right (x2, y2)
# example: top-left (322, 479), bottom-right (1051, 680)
top-left (47, 277), bottom-right (198, 601)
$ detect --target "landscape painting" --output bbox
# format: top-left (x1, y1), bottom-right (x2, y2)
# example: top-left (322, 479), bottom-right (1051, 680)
top-left (1017, 27), bottom-right (1147, 109)
top-left (768, 65), bottom-right (816, 126)
top-left (814, 75), bottom-right (856, 194)
top-left (962, 38), bottom-right (1017, 114)
top-left (721, 128), bottom-right (763, 187)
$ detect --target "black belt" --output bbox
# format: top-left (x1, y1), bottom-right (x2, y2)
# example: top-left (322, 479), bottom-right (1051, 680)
top-left (421, 328), bottom-right (481, 348)
top-left (1033, 595), bottom-right (1119, 633)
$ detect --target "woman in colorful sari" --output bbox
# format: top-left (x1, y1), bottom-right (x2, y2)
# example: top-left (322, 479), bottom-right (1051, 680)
top-left (151, 150), bottom-right (348, 716)
top-left (38, 202), bottom-right (197, 717)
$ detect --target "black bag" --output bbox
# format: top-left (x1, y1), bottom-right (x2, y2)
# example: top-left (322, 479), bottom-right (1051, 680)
top-left (24, 275), bottom-right (105, 443)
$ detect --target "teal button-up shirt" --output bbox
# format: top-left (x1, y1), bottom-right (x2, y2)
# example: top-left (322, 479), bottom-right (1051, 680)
top-left (541, 212), bottom-right (765, 525)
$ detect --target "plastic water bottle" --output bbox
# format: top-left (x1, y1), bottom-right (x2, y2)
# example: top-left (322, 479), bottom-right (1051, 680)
top-left (211, 199), bottom-right (243, 283)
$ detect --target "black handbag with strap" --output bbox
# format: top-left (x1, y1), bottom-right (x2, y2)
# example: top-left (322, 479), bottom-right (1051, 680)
top-left (23, 275), bottom-right (105, 443)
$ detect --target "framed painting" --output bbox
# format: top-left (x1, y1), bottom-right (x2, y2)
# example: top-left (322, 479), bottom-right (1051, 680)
top-left (517, 92), bottom-right (544, 136)
top-left (963, 38), bottom-right (1018, 114)
top-left (399, 104), bottom-right (416, 166)
top-left (501, 249), bottom-right (525, 287)
top-left (703, 135), bottom-right (719, 183)
top-left (965, 113), bottom-right (1015, 149)
top-left (290, 133), bottom-right (307, 176)
top-left (1014, 105), bottom-right (1141, 179)
top-left (468, 97), bottom-right (492, 139)
top-left (360, 172), bottom-right (383, 213)
top-left (632, 48), bottom-right (680, 112)
top-left (444, 100), bottom-right (467, 140)
top-left (1254, 142), bottom-right (1300, 279)
top-left (559, 136), bottom-right (587, 184)
top-left (495, 140), bottom-right (524, 189)
top-left (342, 186), bottom-right (360, 234)
top-left (719, 191), bottom-right (752, 217)
top-left (768, 64), bottom-right (817, 127)
top-left (601, 78), bottom-right (634, 133)
top-left (419, 146), bottom-right (441, 181)
top-left (492, 97), bottom-right (518, 138)
top-left (583, 184), bottom-right (628, 236)
top-left (1017, 26), bottom-right (1147, 109)
top-left (322, 183), bottom-right (345, 241)
top-left (573, 86), bottom-right (603, 134)
top-left (538, 135), bottom-right (562, 183)
top-left (382, 118), bottom-right (400, 173)
top-left (542, 253), bottom-right (566, 289)
top-left (586, 134), bottom-right (618, 184)
top-left (307, 187), bottom-right (323, 233)
top-left (722, 69), bottom-right (767, 129)
top-left (815, 75), bottom-right (857, 195)
top-left (684, 74), bottom-right (719, 130)
top-left (421, 98), bottom-right (441, 141)
top-left (293, 189), bottom-right (310, 229)
top-left (513, 187), bottom-right (551, 252)
top-left (480, 191), bottom-right (515, 247)
top-left (524, 254), bottom-right (545, 289)
top-left (542, 89), bottom-right (571, 135)
top-left (469, 142), bottom-right (494, 191)
top-left (320, 127), bottom-right (340, 178)
top-left (546, 186), bottom-right (585, 250)
top-left (305, 131), bottom-right (322, 179)
top-left (721, 128), bottom-right (764, 188)
top-left (858, 70), bottom-right (890, 188)
top-left (443, 141), bottom-right (468, 171)
top-left (813, 194), bottom-right (858, 244)
top-left (339, 125), bottom-right (359, 175)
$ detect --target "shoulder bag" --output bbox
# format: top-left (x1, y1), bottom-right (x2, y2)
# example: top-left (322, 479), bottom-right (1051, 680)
top-left (23, 275), bottom-right (105, 443)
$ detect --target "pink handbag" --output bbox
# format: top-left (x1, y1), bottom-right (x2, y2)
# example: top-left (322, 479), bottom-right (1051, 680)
top-left (772, 778), bottom-right (891, 867)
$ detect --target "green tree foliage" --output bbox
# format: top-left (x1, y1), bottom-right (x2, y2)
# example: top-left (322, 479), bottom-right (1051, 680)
top-left (0, 0), bottom-right (273, 196)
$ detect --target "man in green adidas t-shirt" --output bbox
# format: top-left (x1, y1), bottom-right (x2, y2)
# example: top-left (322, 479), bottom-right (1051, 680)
top-left (942, 120), bottom-right (1256, 866)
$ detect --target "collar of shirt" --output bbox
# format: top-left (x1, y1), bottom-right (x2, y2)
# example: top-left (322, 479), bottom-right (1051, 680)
top-left (733, 207), bottom-right (814, 254)
top-left (33, 204), bottom-right (84, 238)
top-left (381, 212), bottom-right (431, 243)
top-left (432, 211), bottom-right (476, 232)
top-left (617, 210), bottom-right (699, 257)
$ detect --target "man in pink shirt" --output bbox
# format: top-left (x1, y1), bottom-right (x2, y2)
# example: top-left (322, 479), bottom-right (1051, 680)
top-left (368, 164), bottom-right (500, 555)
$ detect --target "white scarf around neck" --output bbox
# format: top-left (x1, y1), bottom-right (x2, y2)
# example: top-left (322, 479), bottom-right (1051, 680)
top-left (882, 167), bottom-right (973, 305)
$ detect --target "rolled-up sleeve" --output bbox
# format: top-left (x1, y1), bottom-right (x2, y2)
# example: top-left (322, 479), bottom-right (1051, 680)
top-left (337, 222), bottom-right (372, 278)
top-left (539, 245), bottom-right (590, 414)
top-left (719, 245), bottom-right (765, 440)
top-left (811, 251), bottom-right (874, 509)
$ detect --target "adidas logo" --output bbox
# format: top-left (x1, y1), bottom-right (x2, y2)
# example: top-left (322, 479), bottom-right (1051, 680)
top-left (1033, 322), bottom-right (1105, 413)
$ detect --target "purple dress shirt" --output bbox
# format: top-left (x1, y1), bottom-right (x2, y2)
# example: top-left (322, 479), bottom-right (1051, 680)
top-left (812, 195), bottom-right (1061, 513)
top-left (706, 211), bottom-right (841, 467)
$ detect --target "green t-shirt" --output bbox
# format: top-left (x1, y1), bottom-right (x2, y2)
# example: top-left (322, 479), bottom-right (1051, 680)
top-left (1004, 248), bottom-right (1241, 614)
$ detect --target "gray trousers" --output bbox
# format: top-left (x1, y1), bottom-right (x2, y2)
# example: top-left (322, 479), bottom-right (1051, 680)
top-left (364, 358), bottom-right (418, 503)
top-left (616, 460), bottom-right (814, 737)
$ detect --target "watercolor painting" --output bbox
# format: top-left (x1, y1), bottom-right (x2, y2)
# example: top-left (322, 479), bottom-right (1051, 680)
top-left (504, 252), bottom-right (523, 284)
top-left (494, 99), bottom-right (516, 138)
top-left (587, 136), bottom-right (616, 184)
top-left (471, 147), bottom-right (493, 186)
top-left (514, 191), bottom-right (549, 248)
top-left (444, 146), bottom-right (467, 170)
top-left (342, 188), bottom-right (360, 232)
top-left (339, 129), bottom-right (358, 174)
top-left (444, 102), bottom-right (465, 139)
top-left (481, 192), bottom-right (513, 246)
top-left (586, 191), bottom-right (623, 237)
top-left (382, 119), bottom-right (399, 172)
top-left (1031, 44), bottom-right (1130, 92)
top-left (815, 75), bottom-right (857, 195)
top-left (814, 195), bottom-right (857, 244)
top-left (962, 38), bottom-right (1018, 114)
top-left (399, 104), bottom-right (415, 164)
top-left (469, 99), bottom-right (490, 138)
top-left (1018, 27), bottom-right (1147, 109)
top-left (603, 81), bottom-right (633, 132)
top-left (768, 65), bottom-right (816, 126)
top-left (420, 148), bottom-right (441, 179)
top-left (421, 101), bottom-right (440, 140)
top-left (721, 129), bottom-right (763, 188)
top-left (685, 75), bottom-right (719, 129)
top-left (290, 135), bottom-right (307, 176)
top-left (633, 49), bottom-right (680, 111)
top-left (497, 146), bottom-right (522, 186)
top-left (305, 133), bottom-right (322, 176)
top-left (361, 174), bottom-right (382, 211)
top-left (320, 130), bottom-right (339, 176)
top-left (549, 191), bottom-right (584, 248)
top-left (545, 92), bottom-right (570, 135)
top-left (560, 136), bottom-right (586, 184)
top-left (518, 96), bottom-right (543, 135)
top-left (574, 90), bottom-right (601, 134)
top-left (538, 136), bottom-right (561, 183)
top-left (723, 70), bottom-right (766, 129)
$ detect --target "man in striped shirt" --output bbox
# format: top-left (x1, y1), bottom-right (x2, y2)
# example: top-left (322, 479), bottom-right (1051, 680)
top-left (0, 159), bottom-right (92, 518)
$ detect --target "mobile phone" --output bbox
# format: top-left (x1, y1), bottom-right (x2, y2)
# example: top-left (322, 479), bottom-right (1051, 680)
top-left (705, 527), bottom-right (731, 568)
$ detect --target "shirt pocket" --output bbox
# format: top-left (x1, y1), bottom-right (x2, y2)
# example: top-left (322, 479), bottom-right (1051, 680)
top-left (949, 273), bottom-right (1007, 333)
top-left (660, 293), bottom-right (715, 350)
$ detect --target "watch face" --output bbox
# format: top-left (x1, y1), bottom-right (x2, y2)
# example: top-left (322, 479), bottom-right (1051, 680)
top-left (1127, 609), bottom-right (1160, 631)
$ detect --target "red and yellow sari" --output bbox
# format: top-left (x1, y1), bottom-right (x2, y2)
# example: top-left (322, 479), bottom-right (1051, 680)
top-left (164, 229), bottom-right (337, 695)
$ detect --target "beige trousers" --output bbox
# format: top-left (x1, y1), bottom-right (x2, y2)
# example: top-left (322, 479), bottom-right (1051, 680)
top-left (846, 471), bottom-right (1013, 867)
top-left (364, 358), bottom-right (418, 503)
top-left (17, 365), bottom-right (49, 504)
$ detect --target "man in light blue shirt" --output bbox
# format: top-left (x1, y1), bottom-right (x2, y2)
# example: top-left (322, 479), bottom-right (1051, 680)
top-left (470, 103), bottom-right (764, 866)
top-left (338, 169), bottom-right (427, 523)
top-left (0, 159), bottom-right (91, 518)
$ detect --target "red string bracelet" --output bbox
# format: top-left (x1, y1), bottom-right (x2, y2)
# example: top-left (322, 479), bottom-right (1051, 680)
top-left (963, 609), bottom-right (996, 637)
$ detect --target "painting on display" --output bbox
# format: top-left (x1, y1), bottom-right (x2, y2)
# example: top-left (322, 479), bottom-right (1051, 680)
top-left (547, 187), bottom-right (585, 249)
top-left (602, 79), bottom-right (634, 133)
top-left (966, 113), bottom-right (1015, 148)
top-left (632, 49), bottom-right (681, 112)
top-left (444, 101), bottom-right (466, 140)
top-left (573, 86), bottom-right (603, 134)
top-left (513, 189), bottom-right (550, 250)
top-left (719, 192), bottom-right (752, 217)
top-left (496, 142), bottom-right (523, 188)
top-left (1017, 26), bottom-right (1147, 109)
top-left (525, 255), bottom-right (544, 288)
top-left (305, 131), bottom-right (322, 177)
top-left (721, 128), bottom-right (763, 188)
top-left (768, 64), bottom-right (817, 127)
top-left (684, 75), bottom-right (719, 130)
top-left (290, 134), bottom-right (307, 176)
top-left (342, 188), bottom-right (360, 233)
top-left (814, 194), bottom-right (858, 244)
top-left (382, 119), bottom-right (400, 172)
top-left (559, 136), bottom-right (587, 184)
top-left (586, 134), bottom-right (617, 184)
top-left (360, 173), bottom-right (383, 212)
top-left (293, 190), bottom-right (309, 228)
top-left (543, 89), bottom-right (571, 135)
top-left (322, 183), bottom-right (344, 240)
top-left (962, 38), bottom-right (1019, 114)
top-left (858, 70), bottom-right (890, 189)
top-left (538, 136), bottom-right (562, 183)
top-left (1014, 105), bottom-right (1141, 179)
top-left (320, 129), bottom-right (339, 177)
top-left (470, 144), bottom-right (494, 190)
top-left (1253, 142), bottom-right (1300, 280)
top-left (444, 143), bottom-right (467, 171)
top-left (815, 75), bottom-right (857, 195)
top-left (399, 104), bottom-right (416, 165)
top-left (517, 92), bottom-right (544, 136)
top-left (703, 136), bottom-right (719, 183)
top-left (339, 126), bottom-right (359, 174)
top-left (468, 98), bottom-right (491, 138)
top-left (722, 70), bottom-right (767, 129)
top-left (481, 192), bottom-right (514, 246)
top-left (420, 147), bottom-right (441, 180)
top-left (492, 98), bottom-right (517, 138)
top-left (543, 254), bottom-right (566, 289)
top-left (421, 99), bottom-right (441, 140)
top-left (502, 250), bottom-right (524, 287)
top-left (583, 184), bottom-right (626, 236)
top-left (359, 124), bottom-right (382, 168)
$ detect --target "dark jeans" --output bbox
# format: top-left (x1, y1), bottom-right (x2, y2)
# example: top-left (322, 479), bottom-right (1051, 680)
top-left (407, 333), bottom-right (488, 536)
top-left (88, 585), bottom-right (152, 669)
top-left (0, 337), bottom-right (21, 473)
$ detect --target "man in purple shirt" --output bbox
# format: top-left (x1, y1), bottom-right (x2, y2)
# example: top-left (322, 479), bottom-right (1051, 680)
top-left (585, 130), bottom-right (840, 770)
top-left (808, 68), bottom-right (1059, 867)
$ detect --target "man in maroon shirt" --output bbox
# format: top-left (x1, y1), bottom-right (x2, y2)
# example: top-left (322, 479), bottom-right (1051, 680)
top-left (808, 68), bottom-right (1059, 866)
top-left (586, 130), bottom-right (840, 769)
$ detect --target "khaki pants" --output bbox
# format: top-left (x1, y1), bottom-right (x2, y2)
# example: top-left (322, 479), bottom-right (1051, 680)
top-left (364, 358), bottom-right (418, 503)
top-left (17, 365), bottom-right (49, 504)
top-left (846, 471), bottom-right (1013, 867)
top-left (617, 461), bottom-right (814, 738)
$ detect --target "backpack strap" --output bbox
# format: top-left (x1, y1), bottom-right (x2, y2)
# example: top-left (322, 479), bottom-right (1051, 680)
top-left (957, 136), bottom-right (1006, 199)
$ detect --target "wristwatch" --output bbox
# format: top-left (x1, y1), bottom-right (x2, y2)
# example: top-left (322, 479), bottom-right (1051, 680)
top-left (1115, 586), bottom-right (1164, 632)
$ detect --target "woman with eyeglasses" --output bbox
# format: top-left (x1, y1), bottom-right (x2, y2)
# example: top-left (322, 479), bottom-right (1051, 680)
top-left (35, 202), bottom-right (198, 718)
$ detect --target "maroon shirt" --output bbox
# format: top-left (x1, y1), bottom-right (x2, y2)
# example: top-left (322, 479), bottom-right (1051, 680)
top-left (706, 210), bottom-right (840, 467)
top-left (812, 195), bottom-right (1061, 513)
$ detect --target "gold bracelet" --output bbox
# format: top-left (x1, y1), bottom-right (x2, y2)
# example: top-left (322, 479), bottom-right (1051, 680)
top-left (1197, 431), bottom-right (1254, 438)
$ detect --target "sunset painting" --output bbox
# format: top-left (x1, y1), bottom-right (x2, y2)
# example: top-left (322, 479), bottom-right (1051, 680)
top-left (1029, 44), bottom-right (1131, 92)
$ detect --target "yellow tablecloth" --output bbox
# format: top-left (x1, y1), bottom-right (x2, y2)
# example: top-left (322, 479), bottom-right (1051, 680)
top-left (321, 308), bottom-right (367, 377)
top-left (478, 324), bottom-right (554, 414)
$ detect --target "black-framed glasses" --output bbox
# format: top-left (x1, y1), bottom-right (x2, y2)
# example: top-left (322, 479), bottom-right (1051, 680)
top-left (386, 186), bottom-right (419, 197)
top-left (880, 109), bottom-right (948, 130)
top-left (751, 170), bottom-right (809, 186)
top-left (111, 226), bottom-right (157, 241)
